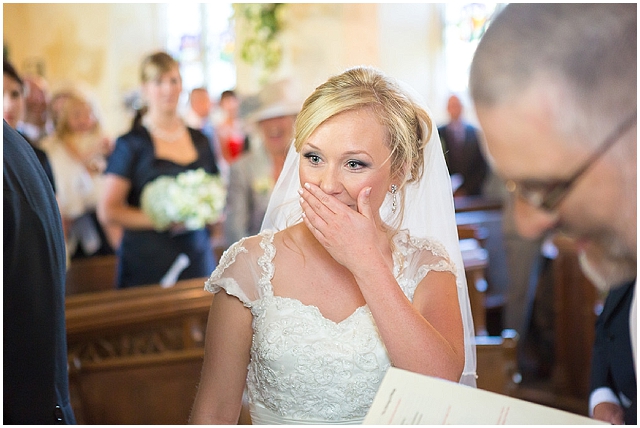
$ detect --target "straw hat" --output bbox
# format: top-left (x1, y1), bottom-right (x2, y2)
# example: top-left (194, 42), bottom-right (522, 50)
top-left (246, 78), bottom-right (303, 123)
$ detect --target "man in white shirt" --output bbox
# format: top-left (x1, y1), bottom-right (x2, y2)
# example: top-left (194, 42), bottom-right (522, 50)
top-left (184, 87), bottom-right (228, 179)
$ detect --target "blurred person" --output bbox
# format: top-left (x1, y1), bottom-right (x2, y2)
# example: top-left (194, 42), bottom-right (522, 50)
top-left (470, 4), bottom-right (636, 424)
top-left (222, 79), bottom-right (301, 247)
top-left (438, 94), bottom-right (488, 196)
top-left (185, 86), bottom-right (228, 180)
top-left (47, 89), bottom-right (75, 131)
top-left (4, 121), bottom-right (76, 424)
top-left (130, 105), bottom-right (148, 131)
top-left (19, 75), bottom-right (48, 143)
top-left (98, 51), bottom-right (220, 288)
top-left (3, 60), bottom-right (25, 130)
top-left (3, 59), bottom-right (55, 190)
top-left (41, 91), bottom-right (117, 259)
top-left (215, 89), bottom-right (247, 165)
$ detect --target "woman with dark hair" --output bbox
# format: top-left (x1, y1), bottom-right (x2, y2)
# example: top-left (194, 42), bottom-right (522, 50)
top-left (3, 59), bottom-right (55, 190)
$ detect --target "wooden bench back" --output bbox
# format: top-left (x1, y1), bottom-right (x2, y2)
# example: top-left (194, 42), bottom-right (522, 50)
top-left (65, 255), bottom-right (118, 295)
top-left (475, 329), bottom-right (519, 397)
top-left (66, 277), bottom-right (212, 424)
top-left (70, 349), bottom-right (205, 424)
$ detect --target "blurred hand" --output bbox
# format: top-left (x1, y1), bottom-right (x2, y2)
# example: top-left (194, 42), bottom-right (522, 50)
top-left (169, 222), bottom-right (188, 236)
top-left (593, 402), bottom-right (625, 425)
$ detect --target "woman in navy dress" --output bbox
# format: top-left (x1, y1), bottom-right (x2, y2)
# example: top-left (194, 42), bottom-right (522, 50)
top-left (98, 51), bottom-right (219, 288)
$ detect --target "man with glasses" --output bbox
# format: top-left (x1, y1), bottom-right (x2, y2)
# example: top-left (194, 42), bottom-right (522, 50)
top-left (469, 4), bottom-right (636, 425)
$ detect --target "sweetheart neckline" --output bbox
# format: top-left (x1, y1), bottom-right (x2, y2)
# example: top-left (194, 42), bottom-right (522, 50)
top-left (269, 295), bottom-right (369, 326)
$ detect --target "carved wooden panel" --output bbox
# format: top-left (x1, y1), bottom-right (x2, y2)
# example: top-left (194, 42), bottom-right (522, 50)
top-left (66, 278), bottom-right (212, 424)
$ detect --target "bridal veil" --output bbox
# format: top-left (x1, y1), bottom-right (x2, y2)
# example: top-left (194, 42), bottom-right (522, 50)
top-left (261, 77), bottom-right (478, 388)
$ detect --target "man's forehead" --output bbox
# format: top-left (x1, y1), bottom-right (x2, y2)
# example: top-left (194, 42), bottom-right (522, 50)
top-left (476, 95), bottom-right (570, 180)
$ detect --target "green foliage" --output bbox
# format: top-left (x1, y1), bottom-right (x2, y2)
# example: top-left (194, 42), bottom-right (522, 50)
top-left (233, 3), bottom-right (286, 75)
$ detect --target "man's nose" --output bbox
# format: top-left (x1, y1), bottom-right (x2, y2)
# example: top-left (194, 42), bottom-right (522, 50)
top-left (512, 198), bottom-right (559, 239)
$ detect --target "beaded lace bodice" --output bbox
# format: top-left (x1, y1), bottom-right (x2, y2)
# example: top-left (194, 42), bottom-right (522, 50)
top-left (205, 229), bottom-right (457, 424)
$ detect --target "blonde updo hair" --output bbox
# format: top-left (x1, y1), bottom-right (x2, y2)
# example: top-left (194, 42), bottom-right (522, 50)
top-left (294, 66), bottom-right (433, 227)
top-left (295, 66), bottom-right (431, 185)
top-left (54, 92), bottom-right (98, 139)
top-left (140, 51), bottom-right (179, 84)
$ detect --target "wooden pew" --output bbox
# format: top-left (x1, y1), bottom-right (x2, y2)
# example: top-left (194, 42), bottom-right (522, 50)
top-left (456, 202), bottom-right (509, 335)
top-left (66, 276), bottom-right (526, 423)
top-left (66, 277), bottom-right (212, 424)
top-left (506, 235), bottom-right (598, 417)
top-left (65, 255), bottom-right (118, 295)
top-left (475, 329), bottom-right (519, 397)
top-left (458, 224), bottom-right (490, 336)
top-left (549, 235), bottom-right (600, 400)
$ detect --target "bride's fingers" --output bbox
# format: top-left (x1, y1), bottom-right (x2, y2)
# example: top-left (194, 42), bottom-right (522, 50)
top-left (300, 194), bottom-right (329, 231)
top-left (302, 210), bottom-right (326, 241)
top-left (301, 183), bottom-right (341, 215)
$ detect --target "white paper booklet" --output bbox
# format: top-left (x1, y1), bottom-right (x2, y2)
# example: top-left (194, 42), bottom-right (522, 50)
top-left (363, 367), bottom-right (605, 425)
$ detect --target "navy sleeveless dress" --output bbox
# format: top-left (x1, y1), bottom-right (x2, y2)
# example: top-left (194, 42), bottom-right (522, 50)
top-left (105, 125), bottom-right (219, 288)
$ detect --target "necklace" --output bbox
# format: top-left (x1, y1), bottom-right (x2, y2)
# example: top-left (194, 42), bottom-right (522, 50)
top-left (143, 116), bottom-right (187, 143)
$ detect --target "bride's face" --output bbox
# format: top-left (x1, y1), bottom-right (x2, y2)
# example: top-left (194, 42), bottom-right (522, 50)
top-left (298, 108), bottom-right (393, 216)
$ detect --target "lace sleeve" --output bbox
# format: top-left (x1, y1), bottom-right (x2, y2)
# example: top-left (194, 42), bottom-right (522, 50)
top-left (204, 235), bottom-right (266, 307)
top-left (413, 236), bottom-right (457, 285)
top-left (395, 232), bottom-right (458, 288)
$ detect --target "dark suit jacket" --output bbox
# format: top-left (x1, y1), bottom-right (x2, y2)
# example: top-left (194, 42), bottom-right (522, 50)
top-left (589, 280), bottom-right (636, 424)
top-left (438, 122), bottom-right (488, 196)
top-left (3, 121), bottom-right (76, 424)
top-left (17, 129), bottom-right (56, 192)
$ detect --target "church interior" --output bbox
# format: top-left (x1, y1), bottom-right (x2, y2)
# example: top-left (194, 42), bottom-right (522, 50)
top-left (4, 3), bottom-right (605, 424)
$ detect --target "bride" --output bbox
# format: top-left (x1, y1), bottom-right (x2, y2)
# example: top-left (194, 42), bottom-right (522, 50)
top-left (190, 66), bottom-right (477, 424)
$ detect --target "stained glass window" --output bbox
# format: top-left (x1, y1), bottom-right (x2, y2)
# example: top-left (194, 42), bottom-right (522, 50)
top-left (444, 3), bottom-right (504, 94)
top-left (165, 3), bottom-right (236, 99)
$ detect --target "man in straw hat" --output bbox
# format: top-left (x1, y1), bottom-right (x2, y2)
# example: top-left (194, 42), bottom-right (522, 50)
top-left (223, 78), bottom-right (303, 247)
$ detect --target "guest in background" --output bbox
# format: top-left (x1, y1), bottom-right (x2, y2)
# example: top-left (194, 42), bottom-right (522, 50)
top-left (98, 51), bottom-right (220, 288)
top-left (185, 86), bottom-right (228, 180)
top-left (222, 79), bottom-right (301, 247)
top-left (438, 94), bottom-right (487, 196)
top-left (215, 89), bottom-right (246, 165)
top-left (470, 4), bottom-right (636, 424)
top-left (3, 60), bottom-right (25, 131)
top-left (19, 75), bottom-right (49, 144)
top-left (3, 59), bottom-right (55, 190)
top-left (130, 105), bottom-right (148, 131)
top-left (4, 121), bottom-right (76, 424)
top-left (47, 89), bottom-right (75, 131)
top-left (41, 91), bottom-right (116, 259)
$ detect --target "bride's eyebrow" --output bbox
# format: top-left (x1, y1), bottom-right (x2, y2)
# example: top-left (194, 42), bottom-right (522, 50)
top-left (304, 142), bottom-right (372, 158)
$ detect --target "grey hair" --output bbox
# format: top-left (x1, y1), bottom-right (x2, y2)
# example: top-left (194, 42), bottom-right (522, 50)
top-left (470, 4), bottom-right (636, 149)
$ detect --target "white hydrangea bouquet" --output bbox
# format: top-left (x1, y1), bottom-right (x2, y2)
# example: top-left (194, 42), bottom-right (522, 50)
top-left (141, 168), bottom-right (226, 231)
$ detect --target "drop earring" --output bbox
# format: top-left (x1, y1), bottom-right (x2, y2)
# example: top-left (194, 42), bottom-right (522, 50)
top-left (391, 184), bottom-right (398, 213)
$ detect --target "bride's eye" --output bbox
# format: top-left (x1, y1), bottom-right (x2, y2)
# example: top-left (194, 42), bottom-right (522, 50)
top-left (303, 152), bottom-right (322, 165)
top-left (346, 159), bottom-right (367, 171)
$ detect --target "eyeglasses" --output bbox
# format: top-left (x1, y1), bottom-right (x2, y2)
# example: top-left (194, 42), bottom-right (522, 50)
top-left (506, 110), bottom-right (637, 212)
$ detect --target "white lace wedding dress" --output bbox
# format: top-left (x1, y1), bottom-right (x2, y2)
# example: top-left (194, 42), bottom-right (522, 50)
top-left (205, 228), bottom-right (458, 424)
